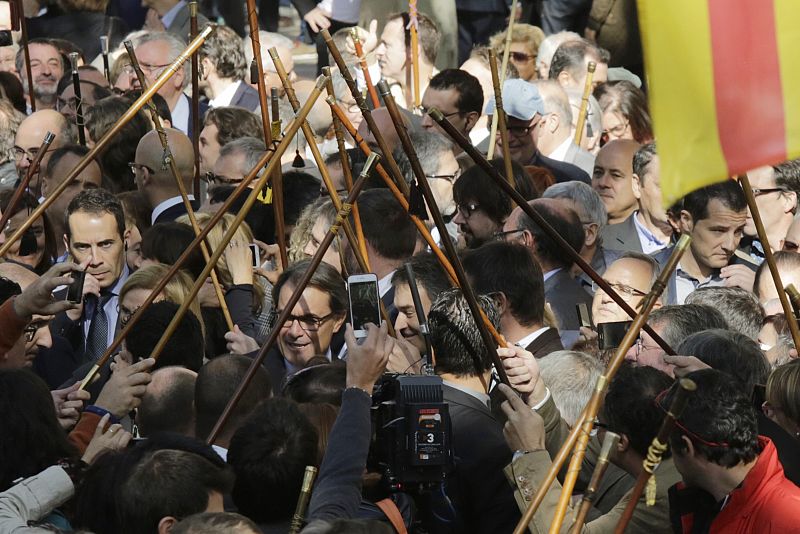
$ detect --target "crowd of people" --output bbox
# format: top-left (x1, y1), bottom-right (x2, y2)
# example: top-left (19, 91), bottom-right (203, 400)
top-left (1, 0), bottom-right (799, 533)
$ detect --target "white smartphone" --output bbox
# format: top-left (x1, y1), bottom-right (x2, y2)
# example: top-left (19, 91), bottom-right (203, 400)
top-left (347, 273), bottom-right (381, 338)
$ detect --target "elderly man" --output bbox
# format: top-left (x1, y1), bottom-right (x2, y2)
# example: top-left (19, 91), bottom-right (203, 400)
top-left (489, 79), bottom-right (590, 184)
top-left (132, 128), bottom-right (196, 225)
top-left (591, 252), bottom-right (661, 325)
top-left (533, 80), bottom-right (595, 175)
top-left (594, 139), bottom-right (642, 248)
top-left (14, 38), bottom-right (64, 111)
top-left (13, 109), bottom-right (72, 189)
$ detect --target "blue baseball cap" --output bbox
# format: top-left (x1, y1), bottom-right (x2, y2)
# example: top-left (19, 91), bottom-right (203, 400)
top-left (484, 79), bottom-right (545, 121)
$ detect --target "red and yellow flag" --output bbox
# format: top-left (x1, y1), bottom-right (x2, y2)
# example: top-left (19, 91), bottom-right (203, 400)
top-left (638, 0), bottom-right (800, 206)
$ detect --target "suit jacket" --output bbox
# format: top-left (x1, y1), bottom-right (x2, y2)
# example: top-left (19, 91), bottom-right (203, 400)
top-left (165, 3), bottom-right (210, 42)
top-left (530, 151), bottom-right (591, 184)
top-left (544, 269), bottom-right (592, 331)
top-left (152, 198), bottom-right (200, 225)
top-left (524, 327), bottom-right (564, 358)
top-left (455, 0), bottom-right (508, 12)
top-left (27, 12), bottom-right (128, 61)
top-left (229, 82), bottom-right (261, 113)
top-left (563, 142), bottom-right (596, 176)
top-left (443, 384), bottom-right (521, 533)
top-left (601, 213), bottom-right (643, 253)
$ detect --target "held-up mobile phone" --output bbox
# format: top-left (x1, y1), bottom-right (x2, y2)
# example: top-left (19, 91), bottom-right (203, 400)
top-left (576, 303), bottom-right (593, 329)
top-left (347, 273), bottom-right (381, 338)
top-left (249, 243), bottom-right (260, 268)
top-left (597, 320), bottom-right (632, 350)
top-left (65, 271), bottom-right (86, 304)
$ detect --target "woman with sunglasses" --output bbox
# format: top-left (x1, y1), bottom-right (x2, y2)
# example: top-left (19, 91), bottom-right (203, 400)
top-left (594, 80), bottom-right (653, 146)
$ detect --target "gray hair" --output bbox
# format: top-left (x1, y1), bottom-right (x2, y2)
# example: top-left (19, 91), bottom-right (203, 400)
top-left (536, 31), bottom-right (581, 78)
top-left (132, 31), bottom-right (189, 89)
top-left (538, 350), bottom-right (602, 427)
top-left (685, 287), bottom-right (763, 341)
top-left (542, 180), bottom-right (608, 233)
top-left (649, 304), bottom-right (729, 351)
top-left (394, 129), bottom-right (453, 185)
top-left (535, 79), bottom-right (572, 125)
top-left (218, 136), bottom-right (267, 175)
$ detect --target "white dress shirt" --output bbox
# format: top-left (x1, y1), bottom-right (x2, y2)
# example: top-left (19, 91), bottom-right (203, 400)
top-left (208, 80), bottom-right (241, 109)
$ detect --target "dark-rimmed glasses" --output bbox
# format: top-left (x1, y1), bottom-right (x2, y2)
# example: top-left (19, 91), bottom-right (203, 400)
top-left (276, 311), bottom-right (337, 332)
top-left (128, 162), bottom-right (155, 177)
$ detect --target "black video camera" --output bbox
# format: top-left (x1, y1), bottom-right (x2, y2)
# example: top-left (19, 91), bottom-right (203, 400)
top-left (368, 374), bottom-right (453, 492)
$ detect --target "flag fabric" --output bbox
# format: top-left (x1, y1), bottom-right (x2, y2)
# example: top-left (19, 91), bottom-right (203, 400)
top-left (638, 0), bottom-right (800, 206)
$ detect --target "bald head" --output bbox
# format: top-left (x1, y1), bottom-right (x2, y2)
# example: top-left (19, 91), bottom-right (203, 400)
top-left (138, 366), bottom-right (198, 437)
top-left (14, 110), bottom-right (71, 185)
top-left (134, 128), bottom-right (195, 204)
top-left (592, 139), bottom-right (641, 223)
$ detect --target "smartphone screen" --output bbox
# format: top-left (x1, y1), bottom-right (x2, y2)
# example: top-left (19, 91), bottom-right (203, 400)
top-left (348, 274), bottom-right (380, 338)
top-left (66, 271), bottom-right (86, 304)
top-left (249, 243), bottom-right (259, 268)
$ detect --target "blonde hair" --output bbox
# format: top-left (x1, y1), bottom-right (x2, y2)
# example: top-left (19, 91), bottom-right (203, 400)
top-left (180, 212), bottom-right (265, 313)
top-left (119, 263), bottom-right (205, 338)
top-left (288, 197), bottom-right (340, 265)
top-left (489, 24), bottom-right (546, 58)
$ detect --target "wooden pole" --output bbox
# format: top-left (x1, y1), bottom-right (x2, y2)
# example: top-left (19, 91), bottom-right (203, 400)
top-left (379, 79), bottom-right (510, 387)
top-left (0, 26), bottom-right (216, 258)
top-left (429, 108), bottom-right (679, 356)
top-left (574, 61), bottom-right (596, 146)
top-left (612, 378), bottom-right (696, 534)
top-left (15, 0), bottom-right (35, 112)
top-left (740, 174), bottom-right (800, 351)
top-left (487, 0), bottom-right (518, 159)
top-left (408, 0), bottom-right (420, 109)
top-left (100, 36), bottom-right (111, 83)
top-left (350, 29), bottom-right (380, 109)
top-left (206, 153), bottom-right (379, 444)
top-left (124, 40), bottom-right (235, 332)
top-left (488, 49), bottom-right (515, 187)
top-left (289, 466), bottom-right (318, 534)
top-left (269, 86), bottom-right (288, 265)
top-left (568, 432), bottom-right (620, 533)
top-left (189, 1), bottom-right (201, 198)
top-left (0, 132), bottom-right (54, 234)
top-left (69, 53), bottom-right (87, 146)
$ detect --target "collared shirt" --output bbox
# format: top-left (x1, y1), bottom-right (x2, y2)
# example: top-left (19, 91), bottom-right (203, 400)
top-left (378, 272), bottom-right (393, 299)
top-left (208, 80), bottom-right (241, 109)
top-left (172, 94), bottom-right (190, 135)
top-left (211, 444), bottom-right (228, 462)
top-left (151, 195), bottom-right (194, 225)
top-left (547, 136), bottom-right (572, 162)
top-left (674, 262), bottom-right (725, 304)
top-left (161, 0), bottom-right (186, 29)
top-left (443, 379), bottom-right (491, 408)
top-left (543, 268), bottom-right (562, 283)
top-left (513, 326), bottom-right (551, 349)
top-left (633, 210), bottom-right (668, 254)
top-left (82, 264), bottom-right (130, 347)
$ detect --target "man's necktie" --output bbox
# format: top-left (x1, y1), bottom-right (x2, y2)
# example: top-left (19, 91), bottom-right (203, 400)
top-left (85, 293), bottom-right (111, 361)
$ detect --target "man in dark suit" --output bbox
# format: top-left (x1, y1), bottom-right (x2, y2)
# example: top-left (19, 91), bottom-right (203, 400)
top-left (503, 198), bottom-right (592, 333)
top-left (198, 25), bottom-right (261, 113)
top-left (487, 78), bottom-right (590, 184)
top-left (535, 79), bottom-right (595, 176)
top-left (133, 128), bottom-right (199, 225)
top-left (464, 242), bottom-right (563, 358)
top-left (428, 288), bottom-right (521, 533)
top-left (594, 140), bottom-right (643, 253)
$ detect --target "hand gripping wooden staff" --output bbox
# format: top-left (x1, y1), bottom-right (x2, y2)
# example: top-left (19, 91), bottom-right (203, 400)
top-left (428, 108), bottom-right (678, 357)
top-left (0, 25), bottom-right (216, 259)
top-left (124, 40), bottom-right (235, 332)
top-left (514, 235), bottom-right (690, 534)
top-left (78, 73), bottom-right (325, 390)
top-left (568, 431), bottom-right (620, 533)
top-left (206, 153), bottom-right (380, 444)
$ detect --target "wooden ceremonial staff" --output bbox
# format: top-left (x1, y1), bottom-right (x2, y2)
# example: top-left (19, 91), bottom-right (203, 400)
top-left (270, 50), bottom-right (395, 335)
top-left (487, 0), bottom-right (518, 159)
top-left (574, 61), bottom-right (596, 146)
top-left (78, 74), bottom-right (326, 390)
top-left (99, 36), bottom-right (111, 83)
top-left (124, 40), bottom-right (235, 331)
top-left (69, 53), bottom-right (87, 146)
top-left (0, 25), bottom-right (216, 258)
top-left (569, 431), bottom-right (620, 534)
top-left (289, 466), bottom-right (318, 534)
top-left (429, 109), bottom-right (678, 356)
top-left (611, 378), bottom-right (696, 534)
top-left (0, 132), bottom-right (54, 234)
top-left (408, 0), bottom-right (420, 109)
top-left (786, 283), bottom-right (800, 317)
top-left (322, 29), bottom-right (410, 198)
top-left (245, 0), bottom-right (288, 269)
top-left (379, 79), bottom-right (511, 387)
top-left (520, 235), bottom-right (690, 534)
top-left (189, 1), bottom-right (201, 197)
top-left (350, 30), bottom-right (380, 109)
top-left (740, 174), bottom-right (800, 350)
top-left (10, 0), bottom-right (35, 113)
top-left (207, 153), bottom-right (380, 444)
top-left (488, 49), bottom-right (515, 187)
top-left (322, 66), bottom-right (370, 270)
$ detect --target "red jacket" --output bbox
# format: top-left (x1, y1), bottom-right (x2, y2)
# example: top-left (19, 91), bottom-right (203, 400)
top-left (673, 437), bottom-right (800, 533)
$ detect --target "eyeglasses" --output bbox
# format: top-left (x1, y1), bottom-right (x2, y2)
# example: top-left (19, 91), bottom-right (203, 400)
top-left (634, 336), bottom-right (660, 359)
top-left (492, 228), bottom-right (524, 241)
top-left (752, 187), bottom-right (787, 197)
top-left (118, 305), bottom-right (141, 328)
top-left (23, 319), bottom-right (50, 342)
top-left (505, 124), bottom-right (534, 138)
top-left (12, 145), bottom-right (49, 163)
top-left (601, 120), bottom-right (630, 144)
top-left (138, 62), bottom-right (171, 76)
top-left (510, 51), bottom-right (536, 63)
top-left (426, 170), bottom-right (461, 183)
top-left (457, 202), bottom-right (481, 219)
top-left (418, 105), bottom-right (463, 119)
top-left (56, 96), bottom-right (81, 112)
top-left (277, 311), bottom-right (337, 332)
top-left (128, 162), bottom-right (154, 176)
top-left (204, 172), bottom-right (243, 185)
top-left (783, 240), bottom-right (799, 252)
top-left (592, 281), bottom-right (647, 299)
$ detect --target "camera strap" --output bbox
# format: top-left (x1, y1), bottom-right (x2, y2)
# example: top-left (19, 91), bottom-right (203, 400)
top-left (375, 498), bottom-right (408, 534)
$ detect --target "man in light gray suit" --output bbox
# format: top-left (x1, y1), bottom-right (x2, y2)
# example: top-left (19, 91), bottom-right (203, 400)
top-left (532, 80), bottom-right (595, 176)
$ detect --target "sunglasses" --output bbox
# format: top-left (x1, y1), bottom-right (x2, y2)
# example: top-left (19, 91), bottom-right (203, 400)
top-left (510, 51), bottom-right (536, 63)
